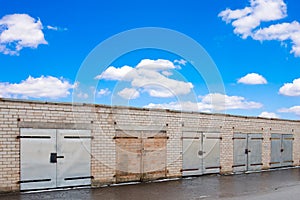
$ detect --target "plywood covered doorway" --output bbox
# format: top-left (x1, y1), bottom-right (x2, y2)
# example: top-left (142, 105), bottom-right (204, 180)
top-left (115, 129), bottom-right (168, 183)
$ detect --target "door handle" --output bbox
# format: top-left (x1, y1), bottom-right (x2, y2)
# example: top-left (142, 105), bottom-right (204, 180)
top-left (50, 153), bottom-right (57, 163)
top-left (57, 155), bottom-right (64, 159)
top-left (50, 153), bottom-right (64, 163)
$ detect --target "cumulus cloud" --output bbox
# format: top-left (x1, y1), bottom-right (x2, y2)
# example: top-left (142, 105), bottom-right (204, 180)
top-left (219, 0), bottom-right (287, 38)
top-left (136, 59), bottom-right (177, 70)
top-left (259, 111), bottom-right (279, 118)
top-left (174, 59), bottom-right (187, 66)
top-left (96, 59), bottom-right (193, 99)
top-left (145, 93), bottom-right (262, 112)
top-left (219, 7), bottom-right (252, 23)
top-left (253, 21), bottom-right (300, 56)
top-left (146, 101), bottom-right (206, 112)
top-left (238, 73), bottom-right (267, 85)
top-left (46, 25), bottom-right (58, 31)
top-left (95, 65), bottom-right (134, 81)
top-left (0, 14), bottom-right (47, 55)
top-left (219, 0), bottom-right (300, 56)
top-left (278, 106), bottom-right (300, 116)
top-left (201, 93), bottom-right (263, 111)
top-left (0, 76), bottom-right (75, 99)
top-left (279, 78), bottom-right (300, 96)
top-left (118, 88), bottom-right (140, 99)
top-left (162, 71), bottom-right (173, 76)
top-left (98, 88), bottom-right (111, 97)
top-left (46, 25), bottom-right (67, 31)
top-left (76, 92), bottom-right (89, 99)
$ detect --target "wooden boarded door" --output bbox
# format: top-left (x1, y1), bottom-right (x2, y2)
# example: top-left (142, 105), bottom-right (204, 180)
top-left (115, 130), bottom-right (142, 182)
top-left (142, 132), bottom-right (167, 181)
top-left (115, 130), bottom-right (167, 183)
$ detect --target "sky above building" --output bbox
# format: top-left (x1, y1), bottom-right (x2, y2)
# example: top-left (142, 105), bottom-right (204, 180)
top-left (1, 0), bottom-right (300, 120)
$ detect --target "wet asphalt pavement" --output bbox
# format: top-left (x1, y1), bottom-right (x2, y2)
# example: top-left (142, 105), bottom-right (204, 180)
top-left (1, 168), bottom-right (300, 200)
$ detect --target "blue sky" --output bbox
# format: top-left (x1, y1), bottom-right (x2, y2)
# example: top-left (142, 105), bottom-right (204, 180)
top-left (1, 0), bottom-right (300, 119)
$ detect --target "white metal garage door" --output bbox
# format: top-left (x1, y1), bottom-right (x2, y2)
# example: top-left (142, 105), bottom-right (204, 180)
top-left (182, 132), bottom-right (221, 176)
top-left (233, 133), bottom-right (263, 173)
top-left (270, 134), bottom-right (294, 168)
top-left (20, 128), bottom-right (92, 191)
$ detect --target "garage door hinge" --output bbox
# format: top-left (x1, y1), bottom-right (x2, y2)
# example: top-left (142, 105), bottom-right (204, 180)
top-left (206, 137), bottom-right (222, 140)
top-left (17, 136), bottom-right (51, 139)
top-left (147, 136), bottom-right (169, 139)
top-left (113, 136), bottom-right (139, 139)
top-left (18, 179), bottom-right (51, 184)
top-left (232, 137), bottom-right (246, 140)
top-left (64, 176), bottom-right (94, 181)
top-left (232, 164), bottom-right (246, 168)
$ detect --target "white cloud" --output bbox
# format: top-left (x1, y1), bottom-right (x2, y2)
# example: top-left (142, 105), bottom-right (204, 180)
top-left (174, 59), bottom-right (187, 66)
top-left (219, 0), bottom-right (287, 38)
top-left (46, 25), bottom-right (58, 31)
top-left (238, 73), bottom-right (267, 85)
top-left (95, 65), bottom-right (135, 81)
top-left (200, 93), bottom-right (263, 111)
top-left (118, 88), bottom-right (140, 99)
top-left (46, 25), bottom-right (68, 31)
top-left (136, 59), bottom-right (177, 70)
top-left (278, 106), bottom-right (300, 116)
top-left (259, 111), bottom-right (279, 118)
top-left (279, 78), bottom-right (300, 96)
top-left (130, 69), bottom-right (193, 98)
top-left (253, 21), bottom-right (300, 56)
top-left (0, 76), bottom-right (75, 99)
top-left (145, 93), bottom-right (262, 112)
top-left (219, 0), bottom-right (300, 56)
top-left (219, 7), bottom-right (252, 23)
top-left (77, 92), bottom-right (88, 99)
top-left (146, 101), bottom-right (206, 112)
top-left (96, 59), bottom-right (193, 98)
top-left (162, 71), bottom-right (173, 76)
top-left (0, 14), bottom-right (47, 55)
top-left (98, 88), bottom-right (111, 97)
top-left (253, 21), bottom-right (299, 41)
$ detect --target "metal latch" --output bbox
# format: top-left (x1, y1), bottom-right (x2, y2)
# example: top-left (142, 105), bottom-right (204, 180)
top-left (198, 150), bottom-right (205, 156)
top-left (245, 149), bottom-right (251, 154)
top-left (50, 153), bottom-right (64, 163)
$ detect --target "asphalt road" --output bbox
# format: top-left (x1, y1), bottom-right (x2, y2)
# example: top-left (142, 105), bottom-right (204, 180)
top-left (1, 168), bottom-right (300, 200)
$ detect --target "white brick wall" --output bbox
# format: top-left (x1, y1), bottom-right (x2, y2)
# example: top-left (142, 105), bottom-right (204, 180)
top-left (0, 98), bottom-right (300, 192)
